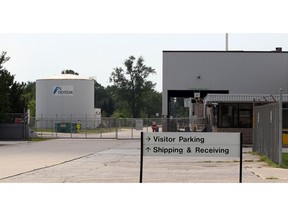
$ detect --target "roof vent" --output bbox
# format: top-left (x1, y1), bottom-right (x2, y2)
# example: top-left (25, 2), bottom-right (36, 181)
top-left (275, 47), bottom-right (282, 52)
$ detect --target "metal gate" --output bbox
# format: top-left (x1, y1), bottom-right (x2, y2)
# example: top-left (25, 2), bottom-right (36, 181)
top-left (28, 117), bottom-right (207, 140)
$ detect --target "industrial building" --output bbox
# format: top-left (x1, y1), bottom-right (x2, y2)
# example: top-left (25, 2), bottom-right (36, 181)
top-left (162, 49), bottom-right (288, 144)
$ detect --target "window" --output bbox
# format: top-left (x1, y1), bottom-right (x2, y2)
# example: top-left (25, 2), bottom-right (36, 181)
top-left (218, 103), bottom-right (252, 128)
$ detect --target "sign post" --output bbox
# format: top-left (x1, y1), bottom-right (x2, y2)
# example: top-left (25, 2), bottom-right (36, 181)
top-left (140, 132), bottom-right (242, 183)
top-left (239, 133), bottom-right (243, 183)
top-left (140, 133), bottom-right (144, 183)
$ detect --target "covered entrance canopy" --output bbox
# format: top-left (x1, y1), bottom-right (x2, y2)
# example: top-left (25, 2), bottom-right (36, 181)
top-left (204, 93), bottom-right (288, 105)
top-left (203, 93), bottom-right (288, 127)
top-left (203, 93), bottom-right (288, 144)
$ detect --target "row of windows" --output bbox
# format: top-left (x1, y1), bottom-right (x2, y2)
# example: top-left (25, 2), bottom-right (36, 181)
top-left (218, 103), bottom-right (253, 128)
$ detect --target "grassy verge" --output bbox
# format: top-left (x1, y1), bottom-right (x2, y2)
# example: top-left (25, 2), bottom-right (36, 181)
top-left (282, 153), bottom-right (288, 168)
top-left (30, 138), bottom-right (53, 142)
top-left (252, 152), bottom-right (288, 169)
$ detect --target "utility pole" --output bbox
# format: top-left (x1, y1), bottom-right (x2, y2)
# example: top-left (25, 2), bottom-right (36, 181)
top-left (225, 33), bottom-right (229, 51)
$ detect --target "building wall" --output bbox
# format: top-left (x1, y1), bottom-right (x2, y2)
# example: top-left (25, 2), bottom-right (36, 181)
top-left (0, 124), bottom-right (25, 139)
top-left (163, 51), bottom-right (288, 116)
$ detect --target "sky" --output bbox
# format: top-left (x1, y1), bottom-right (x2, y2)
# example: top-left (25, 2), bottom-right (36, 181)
top-left (1, 33), bottom-right (288, 93)
top-left (1, 0), bottom-right (288, 93)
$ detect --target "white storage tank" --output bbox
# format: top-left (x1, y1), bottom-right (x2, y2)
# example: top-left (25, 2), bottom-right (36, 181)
top-left (36, 74), bottom-right (95, 125)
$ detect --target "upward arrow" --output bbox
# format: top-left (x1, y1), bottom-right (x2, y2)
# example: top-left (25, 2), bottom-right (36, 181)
top-left (145, 147), bottom-right (151, 152)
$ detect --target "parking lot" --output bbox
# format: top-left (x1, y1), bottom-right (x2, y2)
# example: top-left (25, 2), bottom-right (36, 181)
top-left (1, 138), bottom-right (288, 183)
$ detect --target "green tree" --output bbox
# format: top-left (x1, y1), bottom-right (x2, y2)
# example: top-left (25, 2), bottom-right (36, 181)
top-left (143, 89), bottom-right (162, 118)
top-left (0, 52), bottom-right (13, 120)
top-left (109, 56), bottom-right (156, 118)
top-left (9, 81), bottom-right (26, 113)
top-left (94, 81), bottom-right (115, 117)
top-left (106, 97), bottom-right (115, 117)
top-left (22, 81), bottom-right (36, 117)
top-left (0, 51), bottom-right (26, 122)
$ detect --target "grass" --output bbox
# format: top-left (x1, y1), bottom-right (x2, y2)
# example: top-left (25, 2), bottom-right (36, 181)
top-left (282, 153), bottom-right (288, 168)
top-left (266, 177), bottom-right (279, 180)
top-left (30, 137), bottom-right (53, 142)
top-left (251, 152), bottom-right (288, 169)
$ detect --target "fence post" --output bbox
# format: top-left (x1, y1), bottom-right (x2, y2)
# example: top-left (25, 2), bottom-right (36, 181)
top-left (252, 99), bottom-right (256, 152)
top-left (56, 114), bottom-right (58, 138)
top-left (70, 114), bottom-right (73, 138)
top-left (116, 118), bottom-right (118, 139)
top-left (51, 118), bottom-right (53, 138)
top-left (40, 114), bottom-right (43, 138)
top-left (23, 108), bottom-right (26, 140)
top-left (85, 114), bottom-right (87, 139)
top-left (131, 118), bottom-right (134, 139)
top-left (279, 89), bottom-right (283, 164)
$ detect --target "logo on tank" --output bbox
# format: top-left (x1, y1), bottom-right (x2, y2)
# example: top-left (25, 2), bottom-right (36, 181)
top-left (52, 86), bottom-right (74, 96)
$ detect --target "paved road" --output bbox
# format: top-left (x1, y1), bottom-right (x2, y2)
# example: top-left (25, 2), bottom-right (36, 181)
top-left (1, 139), bottom-right (288, 183)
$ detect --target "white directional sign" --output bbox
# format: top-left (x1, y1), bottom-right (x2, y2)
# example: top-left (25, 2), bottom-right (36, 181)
top-left (142, 132), bottom-right (241, 157)
top-left (184, 98), bottom-right (191, 107)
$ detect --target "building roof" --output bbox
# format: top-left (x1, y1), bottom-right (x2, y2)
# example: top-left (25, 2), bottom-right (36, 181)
top-left (163, 49), bottom-right (288, 54)
top-left (204, 93), bottom-right (288, 105)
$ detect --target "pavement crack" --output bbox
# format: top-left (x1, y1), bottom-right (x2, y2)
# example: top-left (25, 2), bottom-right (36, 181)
top-left (0, 153), bottom-right (94, 181)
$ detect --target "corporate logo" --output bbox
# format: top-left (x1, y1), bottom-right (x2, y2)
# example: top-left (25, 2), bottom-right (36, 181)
top-left (53, 86), bottom-right (74, 96)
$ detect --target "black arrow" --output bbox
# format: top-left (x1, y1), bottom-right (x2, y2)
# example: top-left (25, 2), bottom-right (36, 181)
top-left (145, 147), bottom-right (151, 152)
top-left (145, 136), bottom-right (151, 142)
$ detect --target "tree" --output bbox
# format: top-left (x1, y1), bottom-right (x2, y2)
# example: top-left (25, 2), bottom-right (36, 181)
top-left (94, 80), bottom-right (115, 117)
top-left (22, 81), bottom-right (36, 117)
top-left (9, 81), bottom-right (26, 113)
top-left (143, 89), bottom-right (162, 118)
top-left (0, 52), bottom-right (13, 120)
top-left (0, 51), bottom-right (26, 122)
top-left (109, 56), bottom-right (156, 118)
top-left (61, 69), bottom-right (79, 75)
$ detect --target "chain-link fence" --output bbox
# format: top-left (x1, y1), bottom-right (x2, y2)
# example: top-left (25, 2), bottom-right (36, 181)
top-left (28, 117), bottom-right (207, 139)
top-left (253, 96), bottom-right (282, 164)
